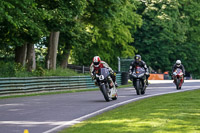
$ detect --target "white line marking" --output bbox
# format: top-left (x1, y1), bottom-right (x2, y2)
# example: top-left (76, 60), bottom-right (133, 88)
top-left (43, 87), bottom-right (200, 133)
top-left (147, 86), bottom-right (200, 89)
top-left (0, 103), bottom-right (24, 107)
top-left (149, 80), bottom-right (200, 84)
top-left (0, 121), bottom-right (79, 125)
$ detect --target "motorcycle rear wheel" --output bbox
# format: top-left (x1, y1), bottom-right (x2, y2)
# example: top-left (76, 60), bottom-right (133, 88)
top-left (141, 80), bottom-right (147, 95)
top-left (111, 93), bottom-right (118, 100)
top-left (141, 88), bottom-right (146, 94)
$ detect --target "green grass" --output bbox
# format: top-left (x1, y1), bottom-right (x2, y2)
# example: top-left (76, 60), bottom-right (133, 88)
top-left (60, 89), bottom-right (200, 133)
top-left (43, 67), bottom-right (87, 76)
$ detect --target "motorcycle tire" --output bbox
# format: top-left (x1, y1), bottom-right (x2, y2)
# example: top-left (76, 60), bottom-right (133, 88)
top-left (111, 93), bottom-right (118, 100)
top-left (100, 85), bottom-right (110, 102)
top-left (141, 80), bottom-right (146, 95)
top-left (141, 88), bottom-right (146, 94)
top-left (136, 80), bottom-right (141, 95)
top-left (176, 78), bottom-right (180, 90)
top-left (141, 90), bottom-right (145, 95)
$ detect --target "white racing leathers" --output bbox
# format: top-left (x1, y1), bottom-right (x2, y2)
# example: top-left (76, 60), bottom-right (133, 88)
top-left (90, 61), bottom-right (114, 84)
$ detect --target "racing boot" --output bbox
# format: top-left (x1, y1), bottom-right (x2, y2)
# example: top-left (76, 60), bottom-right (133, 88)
top-left (146, 80), bottom-right (149, 86)
top-left (109, 82), bottom-right (114, 89)
top-left (94, 81), bottom-right (98, 86)
top-left (115, 81), bottom-right (118, 87)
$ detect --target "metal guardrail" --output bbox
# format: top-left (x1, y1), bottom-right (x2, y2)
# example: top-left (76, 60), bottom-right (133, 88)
top-left (67, 64), bottom-right (90, 73)
top-left (0, 74), bottom-right (121, 95)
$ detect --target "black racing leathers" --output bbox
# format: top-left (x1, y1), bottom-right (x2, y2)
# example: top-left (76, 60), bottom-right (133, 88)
top-left (129, 60), bottom-right (150, 84)
top-left (129, 60), bottom-right (149, 74)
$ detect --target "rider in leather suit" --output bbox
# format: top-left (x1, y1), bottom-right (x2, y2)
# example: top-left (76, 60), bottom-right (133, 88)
top-left (172, 60), bottom-right (185, 82)
top-left (90, 56), bottom-right (118, 87)
top-left (172, 60), bottom-right (185, 75)
top-left (129, 54), bottom-right (150, 85)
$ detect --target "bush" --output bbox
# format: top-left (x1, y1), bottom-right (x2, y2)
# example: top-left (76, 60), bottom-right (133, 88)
top-left (43, 67), bottom-right (85, 76)
top-left (0, 61), bottom-right (87, 77)
top-left (0, 61), bottom-right (16, 77)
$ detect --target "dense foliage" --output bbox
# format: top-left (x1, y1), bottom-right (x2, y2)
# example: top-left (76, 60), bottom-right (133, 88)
top-left (72, 0), bottom-right (142, 70)
top-left (132, 0), bottom-right (200, 78)
top-left (0, 0), bottom-right (200, 78)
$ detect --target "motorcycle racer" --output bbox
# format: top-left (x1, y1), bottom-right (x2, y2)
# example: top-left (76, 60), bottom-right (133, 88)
top-left (90, 56), bottom-right (118, 87)
top-left (172, 60), bottom-right (185, 89)
top-left (172, 60), bottom-right (185, 83)
top-left (172, 60), bottom-right (185, 75)
top-left (129, 54), bottom-right (150, 85)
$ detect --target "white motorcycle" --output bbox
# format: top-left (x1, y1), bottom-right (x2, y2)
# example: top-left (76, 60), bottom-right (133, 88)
top-left (95, 68), bottom-right (118, 102)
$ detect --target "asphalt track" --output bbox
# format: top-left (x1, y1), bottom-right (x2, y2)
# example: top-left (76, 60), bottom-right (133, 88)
top-left (0, 80), bottom-right (200, 133)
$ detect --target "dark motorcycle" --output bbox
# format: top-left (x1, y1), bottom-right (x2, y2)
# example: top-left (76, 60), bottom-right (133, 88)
top-left (95, 68), bottom-right (118, 102)
top-left (173, 68), bottom-right (184, 90)
top-left (130, 66), bottom-right (148, 95)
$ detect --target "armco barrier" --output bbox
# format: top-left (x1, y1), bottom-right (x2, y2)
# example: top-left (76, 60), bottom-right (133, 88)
top-left (0, 74), bottom-right (121, 95)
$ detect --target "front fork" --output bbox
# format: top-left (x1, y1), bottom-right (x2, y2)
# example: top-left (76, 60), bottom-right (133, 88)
top-left (133, 78), bottom-right (145, 88)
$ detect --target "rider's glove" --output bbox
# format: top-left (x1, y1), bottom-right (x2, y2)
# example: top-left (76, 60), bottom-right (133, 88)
top-left (113, 72), bottom-right (116, 76)
top-left (110, 71), bottom-right (114, 75)
top-left (92, 75), bottom-right (96, 80)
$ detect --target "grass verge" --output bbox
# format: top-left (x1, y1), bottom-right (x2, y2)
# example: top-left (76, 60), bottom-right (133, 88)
top-left (60, 89), bottom-right (200, 133)
top-left (0, 84), bottom-right (132, 99)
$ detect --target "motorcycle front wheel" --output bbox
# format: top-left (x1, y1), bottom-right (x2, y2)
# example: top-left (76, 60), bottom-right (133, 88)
top-left (136, 80), bottom-right (141, 95)
top-left (100, 84), bottom-right (110, 102)
top-left (176, 78), bottom-right (181, 90)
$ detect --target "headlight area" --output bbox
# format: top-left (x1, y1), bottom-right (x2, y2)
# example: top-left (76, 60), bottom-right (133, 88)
top-left (138, 73), bottom-right (144, 78)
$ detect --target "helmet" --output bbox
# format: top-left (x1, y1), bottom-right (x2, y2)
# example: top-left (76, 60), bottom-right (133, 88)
top-left (134, 54), bottom-right (141, 63)
top-left (176, 60), bottom-right (181, 67)
top-left (93, 56), bottom-right (101, 67)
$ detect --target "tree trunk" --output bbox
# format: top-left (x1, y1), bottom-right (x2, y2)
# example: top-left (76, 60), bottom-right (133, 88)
top-left (15, 44), bottom-right (27, 67)
top-left (46, 31), bottom-right (60, 70)
top-left (60, 50), bottom-right (71, 68)
top-left (27, 43), bottom-right (36, 72)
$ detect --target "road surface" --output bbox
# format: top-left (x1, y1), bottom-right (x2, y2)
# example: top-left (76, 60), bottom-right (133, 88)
top-left (0, 80), bottom-right (199, 133)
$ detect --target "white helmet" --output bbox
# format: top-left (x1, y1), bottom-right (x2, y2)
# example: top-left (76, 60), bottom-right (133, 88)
top-left (93, 56), bottom-right (101, 67)
top-left (176, 60), bottom-right (181, 66)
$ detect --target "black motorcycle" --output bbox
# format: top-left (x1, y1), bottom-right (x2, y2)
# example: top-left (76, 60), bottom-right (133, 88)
top-left (95, 68), bottom-right (118, 102)
top-left (130, 66), bottom-right (147, 95)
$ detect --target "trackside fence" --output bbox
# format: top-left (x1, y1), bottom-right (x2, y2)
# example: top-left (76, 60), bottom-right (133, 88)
top-left (0, 74), bottom-right (121, 95)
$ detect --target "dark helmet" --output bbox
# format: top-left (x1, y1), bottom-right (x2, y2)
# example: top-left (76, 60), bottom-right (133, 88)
top-left (134, 54), bottom-right (141, 63)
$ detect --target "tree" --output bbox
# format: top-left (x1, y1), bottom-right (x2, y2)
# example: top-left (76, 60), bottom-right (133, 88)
top-left (46, 31), bottom-right (60, 70)
top-left (0, 0), bottom-right (49, 71)
top-left (72, 0), bottom-right (142, 69)
top-left (178, 0), bottom-right (200, 78)
top-left (37, 0), bottom-right (88, 69)
top-left (132, 0), bottom-right (189, 72)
